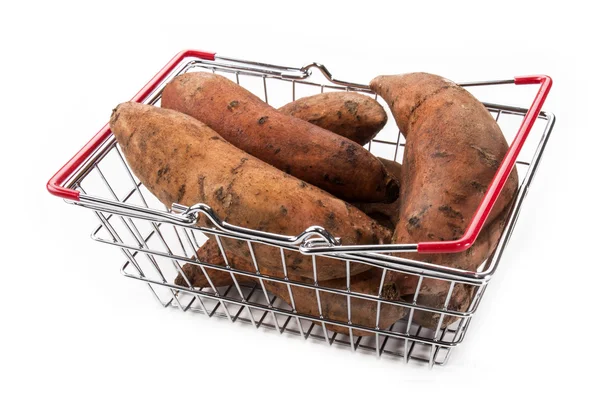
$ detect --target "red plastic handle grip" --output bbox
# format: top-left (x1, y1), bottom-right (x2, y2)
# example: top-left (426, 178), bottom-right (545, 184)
top-left (417, 75), bottom-right (553, 253)
top-left (46, 49), bottom-right (216, 201)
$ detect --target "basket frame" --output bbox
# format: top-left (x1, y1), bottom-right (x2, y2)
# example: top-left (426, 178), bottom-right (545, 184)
top-left (47, 50), bottom-right (556, 367)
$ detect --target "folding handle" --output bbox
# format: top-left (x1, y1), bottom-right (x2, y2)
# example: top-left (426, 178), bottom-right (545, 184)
top-left (46, 50), bottom-right (216, 201)
top-left (417, 75), bottom-right (553, 253)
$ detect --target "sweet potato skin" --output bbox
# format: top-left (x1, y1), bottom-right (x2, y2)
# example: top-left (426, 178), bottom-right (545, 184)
top-left (173, 240), bottom-right (255, 288)
top-left (110, 103), bottom-right (391, 281)
top-left (399, 207), bottom-right (510, 328)
top-left (378, 157), bottom-right (403, 178)
top-left (161, 72), bottom-right (399, 203)
top-left (370, 73), bottom-right (518, 328)
top-left (175, 239), bottom-right (407, 336)
top-left (278, 92), bottom-right (387, 146)
top-left (352, 158), bottom-right (402, 230)
top-left (371, 74), bottom-right (517, 234)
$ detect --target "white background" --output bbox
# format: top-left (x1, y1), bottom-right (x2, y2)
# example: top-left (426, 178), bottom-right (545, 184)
top-left (2, 1), bottom-right (598, 398)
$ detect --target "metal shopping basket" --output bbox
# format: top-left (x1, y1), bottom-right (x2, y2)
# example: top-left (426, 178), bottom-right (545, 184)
top-left (47, 50), bottom-right (555, 368)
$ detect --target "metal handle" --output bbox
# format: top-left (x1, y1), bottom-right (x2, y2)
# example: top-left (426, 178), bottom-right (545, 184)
top-left (46, 49), bottom-right (216, 201)
top-left (171, 203), bottom-right (340, 247)
top-left (417, 75), bottom-right (552, 253)
top-left (76, 195), bottom-right (341, 247)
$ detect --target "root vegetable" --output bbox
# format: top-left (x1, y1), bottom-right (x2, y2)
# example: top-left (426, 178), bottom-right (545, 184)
top-left (110, 102), bottom-right (391, 281)
top-left (370, 73), bottom-right (518, 329)
top-left (161, 72), bottom-right (399, 203)
top-left (175, 239), bottom-right (407, 336)
top-left (278, 92), bottom-right (387, 145)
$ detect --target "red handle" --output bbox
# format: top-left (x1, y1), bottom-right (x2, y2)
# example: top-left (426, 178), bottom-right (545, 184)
top-left (46, 49), bottom-right (216, 201)
top-left (417, 75), bottom-right (553, 253)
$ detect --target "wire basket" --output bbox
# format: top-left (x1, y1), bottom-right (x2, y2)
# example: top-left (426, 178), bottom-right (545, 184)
top-left (47, 50), bottom-right (555, 368)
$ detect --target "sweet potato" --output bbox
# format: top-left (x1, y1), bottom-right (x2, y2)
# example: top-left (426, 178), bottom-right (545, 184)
top-left (110, 102), bottom-right (391, 281)
top-left (370, 73), bottom-right (518, 328)
top-left (173, 239), bottom-right (254, 288)
top-left (378, 157), bottom-right (402, 179)
top-left (161, 72), bottom-right (399, 203)
top-left (175, 239), bottom-right (407, 336)
top-left (278, 92), bottom-right (387, 145)
top-left (399, 207), bottom-right (510, 329)
top-left (352, 157), bottom-right (402, 230)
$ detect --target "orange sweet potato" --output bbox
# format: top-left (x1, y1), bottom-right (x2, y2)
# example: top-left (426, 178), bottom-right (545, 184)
top-left (352, 157), bottom-right (402, 230)
top-left (398, 207), bottom-right (510, 329)
top-left (110, 103), bottom-right (391, 281)
top-left (161, 72), bottom-right (399, 203)
top-left (173, 239), bottom-right (254, 288)
top-left (175, 239), bottom-right (407, 336)
top-left (370, 73), bottom-right (518, 329)
top-left (278, 92), bottom-right (387, 145)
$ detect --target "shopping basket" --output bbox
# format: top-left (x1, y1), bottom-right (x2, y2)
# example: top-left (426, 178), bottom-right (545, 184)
top-left (47, 49), bottom-right (555, 368)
